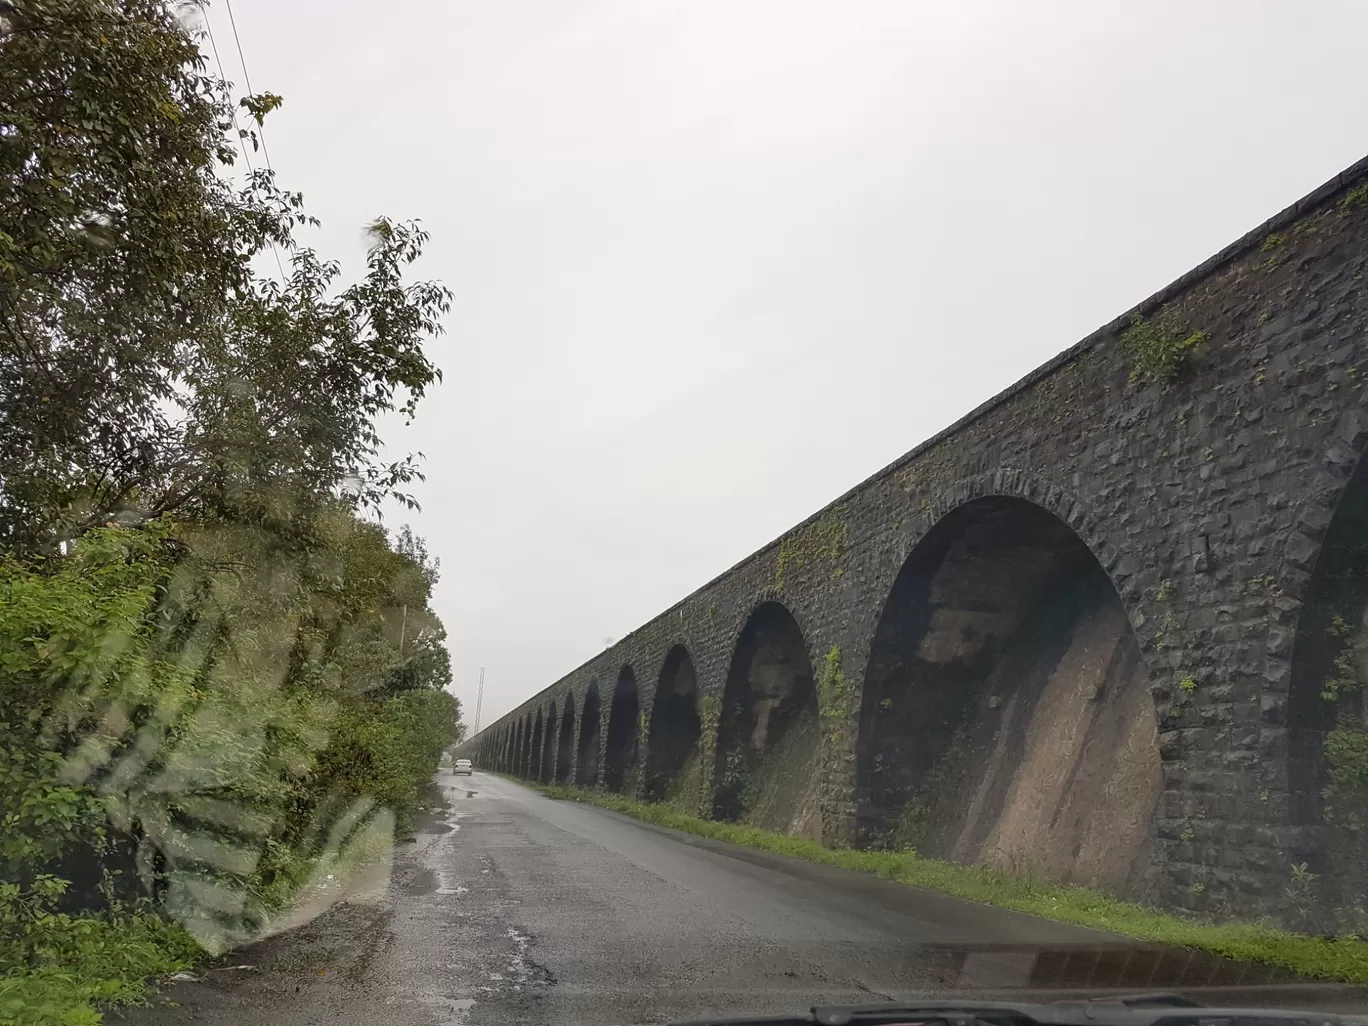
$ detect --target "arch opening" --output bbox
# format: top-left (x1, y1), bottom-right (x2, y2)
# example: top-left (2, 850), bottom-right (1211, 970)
top-left (1288, 451), bottom-right (1368, 926)
top-left (605, 666), bottom-right (640, 793)
top-left (644, 645), bottom-right (703, 802)
top-left (856, 495), bottom-right (1161, 894)
top-left (541, 704), bottom-right (558, 783)
top-left (557, 695), bottom-right (576, 784)
top-left (713, 602), bottom-right (821, 836)
top-left (517, 719), bottom-right (528, 777)
top-left (578, 683), bottom-right (602, 786)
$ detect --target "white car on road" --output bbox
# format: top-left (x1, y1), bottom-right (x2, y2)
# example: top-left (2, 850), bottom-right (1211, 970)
top-left (454, 758), bottom-right (473, 776)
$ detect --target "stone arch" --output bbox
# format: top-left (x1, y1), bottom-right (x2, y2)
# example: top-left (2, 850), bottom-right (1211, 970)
top-left (541, 702), bottom-right (558, 783)
top-left (530, 711), bottom-right (544, 781)
top-left (713, 601), bottom-right (821, 837)
top-left (604, 665), bottom-right (640, 792)
top-left (578, 682), bottom-right (602, 786)
top-left (1286, 433), bottom-right (1368, 923)
top-left (644, 644), bottom-right (703, 802)
top-left (888, 472), bottom-right (1147, 634)
top-left (519, 717), bottom-right (530, 777)
top-left (557, 693), bottom-right (576, 784)
top-left (855, 493), bottom-right (1161, 895)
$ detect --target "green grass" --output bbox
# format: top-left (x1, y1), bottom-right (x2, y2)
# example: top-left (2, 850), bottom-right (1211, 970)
top-left (0, 910), bottom-right (201, 1026)
top-left (525, 780), bottom-right (1368, 986)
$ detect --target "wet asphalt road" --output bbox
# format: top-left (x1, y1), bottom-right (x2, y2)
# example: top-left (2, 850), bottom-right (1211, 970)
top-left (122, 770), bottom-right (1368, 1026)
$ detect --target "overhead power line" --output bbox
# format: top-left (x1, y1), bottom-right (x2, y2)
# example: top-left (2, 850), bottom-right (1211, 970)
top-left (201, 9), bottom-right (254, 176)
top-left (222, 0), bottom-right (276, 172)
top-left (201, 0), bottom-right (287, 282)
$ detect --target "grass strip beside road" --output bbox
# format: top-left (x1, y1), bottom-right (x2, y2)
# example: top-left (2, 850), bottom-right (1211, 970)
top-left (526, 780), bottom-right (1368, 985)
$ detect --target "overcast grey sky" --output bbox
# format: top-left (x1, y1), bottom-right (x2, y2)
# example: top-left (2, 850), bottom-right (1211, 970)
top-left (217, 0), bottom-right (1367, 729)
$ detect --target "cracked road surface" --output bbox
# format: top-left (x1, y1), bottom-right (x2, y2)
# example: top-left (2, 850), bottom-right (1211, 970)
top-left (122, 771), bottom-right (1366, 1026)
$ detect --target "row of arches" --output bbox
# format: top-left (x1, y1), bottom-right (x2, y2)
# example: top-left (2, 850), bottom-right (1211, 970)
top-left (473, 477), bottom-right (1368, 908)
top-left (482, 494), bottom-right (1163, 891)
top-left (484, 686), bottom-right (601, 786)
top-left (482, 650), bottom-right (696, 796)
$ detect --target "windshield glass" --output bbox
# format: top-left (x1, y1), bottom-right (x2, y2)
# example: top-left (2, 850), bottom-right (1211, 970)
top-left (5, 3), bottom-right (1368, 1026)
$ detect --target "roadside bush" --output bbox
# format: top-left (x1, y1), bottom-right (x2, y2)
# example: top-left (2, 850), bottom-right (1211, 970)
top-left (314, 688), bottom-right (462, 832)
top-left (0, 518), bottom-right (462, 1022)
top-left (0, 894), bottom-right (200, 1026)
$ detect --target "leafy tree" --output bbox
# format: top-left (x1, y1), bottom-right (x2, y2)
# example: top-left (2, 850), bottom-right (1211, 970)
top-left (380, 525), bottom-right (453, 696)
top-left (1, 1), bottom-right (462, 1018)
top-left (0, 0), bottom-right (451, 553)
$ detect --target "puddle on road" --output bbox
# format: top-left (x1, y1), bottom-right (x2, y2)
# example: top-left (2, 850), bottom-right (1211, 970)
top-left (399, 867), bottom-right (439, 896)
top-left (502, 927), bottom-right (555, 992)
top-left (421, 806), bottom-right (483, 897)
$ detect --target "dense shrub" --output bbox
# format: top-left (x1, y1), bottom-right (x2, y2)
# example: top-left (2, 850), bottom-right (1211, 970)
top-left (0, 518), bottom-right (462, 1023)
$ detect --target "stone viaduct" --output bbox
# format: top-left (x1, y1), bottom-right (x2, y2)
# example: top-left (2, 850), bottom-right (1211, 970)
top-left (457, 156), bottom-right (1368, 925)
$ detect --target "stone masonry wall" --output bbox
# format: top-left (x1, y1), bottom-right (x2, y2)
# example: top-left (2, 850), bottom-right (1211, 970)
top-left (464, 156), bottom-right (1368, 920)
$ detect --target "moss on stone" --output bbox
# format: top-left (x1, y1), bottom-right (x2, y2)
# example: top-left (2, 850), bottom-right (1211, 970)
top-left (774, 509), bottom-right (848, 591)
top-left (1120, 308), bottom-right (1209, 384)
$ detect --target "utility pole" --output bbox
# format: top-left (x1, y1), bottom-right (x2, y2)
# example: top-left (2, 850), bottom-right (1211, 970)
top-left (473, 667), bottom-right (484, 735)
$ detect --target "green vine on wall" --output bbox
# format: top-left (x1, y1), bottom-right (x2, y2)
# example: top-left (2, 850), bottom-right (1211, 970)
top-left (1321, 615), bottom-right (1368, 835)
top-left (774, 509), bottom-right (848, 592)
top-left (817, 646), bottom-right (856, 757)
top-left (696, 694), bottom-right (721, 814)
top-left (1152, 609), bottom-right (1179, 652)
top-left (1322, 616), bottom-right (1362, 703)
top-left (1326, 726), bottom-right (1368, 833)
top-left (698, 694), bottom-right (720, 752)
top-left (1120, 307), bottom-right (1209, 384)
